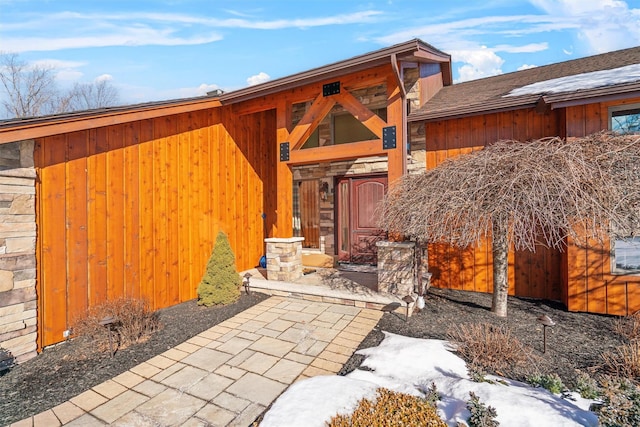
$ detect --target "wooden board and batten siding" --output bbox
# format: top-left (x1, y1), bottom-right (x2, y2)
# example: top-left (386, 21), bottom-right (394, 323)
top-left (563, 98), bottom-right (640, 315)
top-left (35, 108), bottom-right (277, 347)
top-left (423, 108), bottom-right (565, 303)
top-left (421, 98), bottom-right (640, 315)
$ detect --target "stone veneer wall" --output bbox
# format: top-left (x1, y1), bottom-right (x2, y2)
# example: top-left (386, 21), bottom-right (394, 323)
top-left (265, 237), bottom-right (304, 282)
top-left (376, 241), bottom-right (416, 296)
top-left (0, 140), bottom-right (37, 362)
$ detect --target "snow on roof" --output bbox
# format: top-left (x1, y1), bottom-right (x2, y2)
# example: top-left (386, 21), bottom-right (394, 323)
top-left (506, 63), bottom-right (640, 97)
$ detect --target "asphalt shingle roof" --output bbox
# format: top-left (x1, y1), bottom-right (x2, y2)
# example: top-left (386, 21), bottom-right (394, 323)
top-left (409, 45), bottom-right (640, 122)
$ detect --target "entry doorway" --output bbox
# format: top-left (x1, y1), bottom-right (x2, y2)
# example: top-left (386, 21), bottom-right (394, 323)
top-left (337, 175), bottom-right (388, 264)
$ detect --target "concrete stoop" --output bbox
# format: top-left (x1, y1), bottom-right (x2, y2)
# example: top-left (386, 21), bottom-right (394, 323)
top-left (244, 273), bottom-right (416, 318)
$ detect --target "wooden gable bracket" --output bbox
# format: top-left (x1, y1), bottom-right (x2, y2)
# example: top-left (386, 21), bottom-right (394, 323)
top-left (288, 88), bottom-right (389, 150)
top-left (288, 94), bottom-right (336, 150)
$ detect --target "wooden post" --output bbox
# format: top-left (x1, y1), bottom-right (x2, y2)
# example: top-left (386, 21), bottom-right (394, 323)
top-left (386, 72), bottom-right (406, 189)
top-left (275, 99), bottom-right (293, 238)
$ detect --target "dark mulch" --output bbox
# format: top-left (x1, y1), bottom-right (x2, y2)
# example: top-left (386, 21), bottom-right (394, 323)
top-left (339, 287), bottom-right (625, 390)
top-left (0, 287), bottom-right (625, 426)
top-left (0, 292), bottom-right (269, 426)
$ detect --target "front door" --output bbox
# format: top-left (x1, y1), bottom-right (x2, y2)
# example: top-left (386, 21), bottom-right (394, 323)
top-left (337, 176), bottom-right (387, 264)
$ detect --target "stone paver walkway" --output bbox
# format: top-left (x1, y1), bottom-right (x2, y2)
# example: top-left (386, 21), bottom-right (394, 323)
top-left (12, 296), bottom-right (382, 427)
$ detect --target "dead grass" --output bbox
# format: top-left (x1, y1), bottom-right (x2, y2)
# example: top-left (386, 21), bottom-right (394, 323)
top-left (72, 298), bottom-right (161, 352)
top-left (447, 322), bottom-right (541, 380)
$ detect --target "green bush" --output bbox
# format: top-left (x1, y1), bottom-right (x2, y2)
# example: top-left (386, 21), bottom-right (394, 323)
top-left (527, 373), bottom-right (565, 395)
top-left (592, 375), bottom-right (640, 427)
top-left (573, 370), bottom-right (600, 399)
top-left (328, 388), bottom-right (447, 427)
top-left (197, 231), bottom-right (241, 306)
top-left (467, 391), bottom-right (499, 427)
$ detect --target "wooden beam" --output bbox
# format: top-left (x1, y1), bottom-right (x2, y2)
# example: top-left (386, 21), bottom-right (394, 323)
top-left (289, 95), bottom-right (336, 150)
top-left (333, 90), bottom-right (388, 138)
top-left (275, 99), bottom-right (293, 237)
top-left (0, 99), bottom-right (222, 144)
top-left (288, 140), bottom-right (387, 165)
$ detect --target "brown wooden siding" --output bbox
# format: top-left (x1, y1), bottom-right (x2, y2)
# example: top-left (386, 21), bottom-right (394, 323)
top-left (35, 108), bottom-right (277, 347)
top-left (424, 108), bottom-right (563, 300)
top-left (563, 97), bottom-right (640, 315)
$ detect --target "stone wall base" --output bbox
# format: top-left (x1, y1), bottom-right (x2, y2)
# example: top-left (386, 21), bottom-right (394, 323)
top-left (265, 237), bottom-right (304, 282)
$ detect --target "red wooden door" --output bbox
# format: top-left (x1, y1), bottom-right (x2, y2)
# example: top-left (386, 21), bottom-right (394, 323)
top-left (337, 176), bottom-right (387, 263)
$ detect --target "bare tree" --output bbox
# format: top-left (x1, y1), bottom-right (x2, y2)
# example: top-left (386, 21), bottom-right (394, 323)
top-left (67, 79), bottom-right (119, 111)
top-left (0, 52), bottom-right (120, 119)
top-left (0, 53), bottom-right (59, 118)
top-left (381, 132), bottom-right (640, 317)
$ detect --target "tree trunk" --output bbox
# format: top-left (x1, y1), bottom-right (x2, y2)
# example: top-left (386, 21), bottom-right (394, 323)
top-left (491, 221), bottom-right (509, 317)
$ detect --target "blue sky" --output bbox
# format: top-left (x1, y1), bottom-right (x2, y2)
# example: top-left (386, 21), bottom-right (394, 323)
top-left (1, 0), bottom-right (640, 106)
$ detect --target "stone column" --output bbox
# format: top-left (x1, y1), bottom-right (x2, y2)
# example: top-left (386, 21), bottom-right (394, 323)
top-left (0, 140), bottom-right (37, 363)
top-left (265, 237), bottom-right (304, 282)
top-left (376, 241), bottom-right (416, 296)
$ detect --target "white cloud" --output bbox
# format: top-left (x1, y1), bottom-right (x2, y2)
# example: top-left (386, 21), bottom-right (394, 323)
top-left (95, 74), bottom-right (113, 82)
top-left (247, 72), bottom-right (271, 86)
top-left (493, 42), bottom-right (548, 53)
top-left (528, 0), bottom-right (640, 53)
top-left (450, 47), bottom-right (505, 82)
top-left (29, 59), bottom-right (86, 82)
top-left (517, 64), bottom-right (538, 71)
top-left (195, 83), bottom-right (221, 96)
top-left (3, 10), bottom-right (383, 53)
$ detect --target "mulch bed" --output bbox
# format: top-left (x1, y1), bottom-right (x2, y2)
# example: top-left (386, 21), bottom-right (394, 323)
top-left (340, 287), bottom-right (625, 389)
top-left (0, 293), bottom-right (269, 426)
top-left (0, 287), bottom-right (625, 426)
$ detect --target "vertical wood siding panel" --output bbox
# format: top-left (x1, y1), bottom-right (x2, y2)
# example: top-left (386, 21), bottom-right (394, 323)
top-left (88, 128), bottom-right (108, 306)
top-left (166, 118), bottom-right (180, 305)
top-left (40, 135), bottom-right (67, 345)
top-left (566, 106), bottom-right (586, 137)
top-left (124, 122), bottom-right (141, 299)
top-left (584, 103), bottom-right (602, 134)
top-left (424, 123), bottom-right (437, 170)
top-left (138, 120), bottom-right (155, 307)
top-left (585, 238), bottom-right (606, 313)
top-left (199, 110), bottom-right (212, 298)
top-left (106, 125), bottom-right (125, 300)
top-left (152, 119), bottom-right (168, 309)
top-left (65, 131), bottom-right (89, 328)
top-left (177, 115), bottom-right (192, 302)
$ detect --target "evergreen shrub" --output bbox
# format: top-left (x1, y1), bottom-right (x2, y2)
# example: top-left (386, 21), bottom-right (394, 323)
top-left (197, 231), bottom-right (241, 306)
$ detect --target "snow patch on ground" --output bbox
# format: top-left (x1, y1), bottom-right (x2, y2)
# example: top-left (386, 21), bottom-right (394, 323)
top-left (261, 332), bottom-right (599, 427)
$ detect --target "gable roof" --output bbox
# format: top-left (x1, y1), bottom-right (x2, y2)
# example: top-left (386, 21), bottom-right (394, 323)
top-left (0, 39), bottom-right (450, 144)
top-left (409, 45), bottom-right (640, 123)
top-left (219, 38), bottom-right (452, 104)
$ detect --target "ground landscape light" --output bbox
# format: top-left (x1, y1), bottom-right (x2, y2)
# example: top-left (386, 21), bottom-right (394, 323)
top-left (536, 314), bottom-right (556, 354)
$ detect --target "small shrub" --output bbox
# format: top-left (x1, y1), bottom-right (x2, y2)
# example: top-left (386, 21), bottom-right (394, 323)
top-left (197, 231), bottom-right (241, 306)
top-left (447, 323), bottom-right (540, 380)
top-left (327, 388), bottom-right (447, 427)
top-left (527, 373), bottom-right (565, 394)
top-left (573, 370), bottom-right (600, 399)
top-left (591, 375), bottom-right (640, 427)
top-left (467, 391), bottom-right (499, 427)
top-left (73, 298), bottom-right (160, 352)
top-left (613, 311), bottom-right (640, 342)
top-left (422, 382), bottom-right (441, 407)
top-left (601, 341), bottom-right (640, 381)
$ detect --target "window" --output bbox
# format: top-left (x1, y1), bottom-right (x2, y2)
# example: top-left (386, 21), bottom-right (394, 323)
top-left (612, 237), bottom-right (640, 274)
top-left (301, 107), bottom-right (387, 148)
top-left (610, 104), bottom-right (640, 133)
